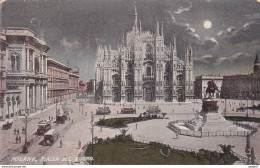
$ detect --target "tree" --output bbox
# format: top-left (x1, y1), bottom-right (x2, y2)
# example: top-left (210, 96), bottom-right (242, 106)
top-left (219, 144), bottom-right (234, 154)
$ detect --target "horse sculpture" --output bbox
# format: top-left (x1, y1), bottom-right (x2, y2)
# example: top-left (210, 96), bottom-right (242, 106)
top-left (206, 80), bottom-right (219, 98)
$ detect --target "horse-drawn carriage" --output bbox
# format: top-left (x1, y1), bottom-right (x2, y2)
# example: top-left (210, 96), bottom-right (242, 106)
top-left (2, 120), bottom-right (13, 130)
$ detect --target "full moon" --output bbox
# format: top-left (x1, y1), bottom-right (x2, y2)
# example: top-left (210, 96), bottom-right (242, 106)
top-left (203, 20), bottom-right (212, 29)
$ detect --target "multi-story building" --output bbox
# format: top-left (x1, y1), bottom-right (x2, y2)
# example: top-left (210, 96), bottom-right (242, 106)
top-left (87, 79), bottom-right (95, 95)
top-left (194, 75), bottom-right (223, 99)
top-left (0, 33), bottom-right (8, 120)
top-left (47, 58), bottom-right (80, 104)
top-left (47, 57), bottom-right (70, 104)
top-left (221, 54), bottom-right (260, 100)
top-left (95, 4), bottom-right (194, 103)
top-left (3, 27), bottom-right (49, 117)
top-left (79, 81), bottom-right (86, 93)
top-left (69, 70), bottom-right (79, 98)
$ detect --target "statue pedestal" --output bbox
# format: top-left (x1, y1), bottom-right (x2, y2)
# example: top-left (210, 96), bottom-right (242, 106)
top-left (200, 98), bottom-right (237, 132)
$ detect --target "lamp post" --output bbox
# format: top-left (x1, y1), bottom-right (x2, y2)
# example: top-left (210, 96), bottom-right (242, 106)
top-left (134, 98), bottom-right (136, 111)
top-left (22, 109), bottom-right (29, 153)
top-left (252, 94), bottom-right (255, 115)
top-left (90, 111), bottom-right (94, 165)
top-left (239, 92), bottom-right (242, 109)
top-left (81, 99), bottom-right (84, 115)
top-left (246, 98), bottom-right (249, 118)
top-left (224, 96), bottom-right (227, 117)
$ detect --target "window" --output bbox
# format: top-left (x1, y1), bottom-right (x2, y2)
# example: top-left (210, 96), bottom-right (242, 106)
top-left (16, 57), bottom-right (20, 70)
top-left (145, 43), bottom-right (153, 59)
top-left (146, 66), bottom-right (152, 76)
top-left (126, 77), bottom-right (131, 86)
top-left (11, 56), bottom-right (15, 71)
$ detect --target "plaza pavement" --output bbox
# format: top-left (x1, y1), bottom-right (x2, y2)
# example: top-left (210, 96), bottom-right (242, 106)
top-left (0, 98), bottom-right (259, 165)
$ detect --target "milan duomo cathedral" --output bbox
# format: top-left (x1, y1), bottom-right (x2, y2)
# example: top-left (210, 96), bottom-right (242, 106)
top-left (95, 4), bottom-right (194, 103)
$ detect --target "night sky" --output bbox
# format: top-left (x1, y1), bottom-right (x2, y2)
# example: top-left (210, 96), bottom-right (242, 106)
top-left (1, 0), bottom-right (260, 81)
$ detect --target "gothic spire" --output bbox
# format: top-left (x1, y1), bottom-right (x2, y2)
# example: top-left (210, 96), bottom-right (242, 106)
top-left (254, 54), bottom-right (259, 64)
top-left (133, 2), bottom-right (138, 33)
top-left (161, 21), bottom-right (164, 37)
top-left (139, 19), bottom-right (142, 32)
top-left (156, 18), bottom-right (160, 36)
top-left (254, 54), bottom-right (260, 73)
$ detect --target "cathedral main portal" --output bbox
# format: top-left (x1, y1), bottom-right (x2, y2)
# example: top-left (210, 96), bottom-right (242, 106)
top-left (143, 82), bottom-right (155, 102)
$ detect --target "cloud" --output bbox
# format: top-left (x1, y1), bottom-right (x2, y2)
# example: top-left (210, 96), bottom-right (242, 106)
top-left (217, 27), bottom-right (236, 39)
top-left (200, 37), bottom-right (218, 50)
top-left (173, 2), bottom-right (192, 14)
top-left (227, 21), bottom-right (260, 43)
top-left (244, 13), bottom-right (260, 19)
top-left (60, 38), bottom-right (82, 50)
top-left (195, 52), bottom-right (250, 66)
top-left (226, 27), bottom-right (236, 35)
top-left (168, 11), bottom-right (176, 23)
top-left (229, 52), bottom-right (249, 61)
top-left (194, 55), bottom-right (223, 66)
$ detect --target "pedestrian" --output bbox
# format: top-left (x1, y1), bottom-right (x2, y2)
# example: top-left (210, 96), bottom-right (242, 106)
top-left (176, 133), bottom-right (179, 139)
top-left (136, 123), bottom-right (138, 130)
top-left (15, 136), bottom-right (18, 144)
top-left (19, 135), bottom-right (21, 143)
top-left (60, 140), bottom-right (63, 148)
top-left (17, 129), bottom-right (19, 135)
top-left (14, 128), bottom-right (16, 135)
top-left (78, 140), bottom-right (81, 149)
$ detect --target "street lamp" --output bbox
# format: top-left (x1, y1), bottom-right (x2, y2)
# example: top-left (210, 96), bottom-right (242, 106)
top-left (90, 111), bottom-right (94, 165)
top-left (22, 109), bottom-right (29, 153)
top-left (246, 98), bottom-right (249, 118)
top-left (224, 96), bottom-right (227, 117)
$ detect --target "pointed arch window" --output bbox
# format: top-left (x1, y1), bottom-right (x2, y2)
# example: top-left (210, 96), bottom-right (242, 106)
top-left (146, 66), bottom-right (152, 76)
top-left (11, 56), bottom-right (15, 71)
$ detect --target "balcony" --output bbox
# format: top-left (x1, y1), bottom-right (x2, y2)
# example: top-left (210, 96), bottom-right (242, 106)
top-left (143, 75), bottom-right (154, 81)
top-left (112, 84), bottom-right (119, 88)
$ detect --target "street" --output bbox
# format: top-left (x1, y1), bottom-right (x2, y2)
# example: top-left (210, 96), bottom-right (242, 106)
top-left (0, 98), bottom-right (259, 165)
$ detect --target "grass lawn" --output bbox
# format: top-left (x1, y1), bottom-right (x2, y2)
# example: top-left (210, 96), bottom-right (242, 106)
top-left (96, 116), bottom-right (160, 128)
top-left (224, 116), bottom-right (260, 123)
top-left (85, 139), bottom-right (238, 165)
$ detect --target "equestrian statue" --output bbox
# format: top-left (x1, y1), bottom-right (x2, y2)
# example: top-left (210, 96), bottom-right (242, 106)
top-left (205, 80), bottom-right (219, 98)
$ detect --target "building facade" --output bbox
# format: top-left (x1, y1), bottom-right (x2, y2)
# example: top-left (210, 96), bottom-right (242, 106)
top-left (79, 81), bottom-right (86, 93)
top-left (95, 5), bottom-right (194, 103)
top-left (3, 27), bottom-right (49, 118)
top-left (87, 79), bottom-right (95, 95)
top-left (221, 54), bottom-right (260, 100)
top-left (0, 33), bottom-right (8, 120)
top-left (69, 70), bottom-right (79, 98)
top-left (194, 75), bottom-right (223, 99)
top-left (47, 58), bottom-right (79, 104)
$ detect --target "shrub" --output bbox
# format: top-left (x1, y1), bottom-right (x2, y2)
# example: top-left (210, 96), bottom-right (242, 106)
top-left (219, 144), bottom-right (234, 154)
top-left (97, 138), bottom-right (104, 144)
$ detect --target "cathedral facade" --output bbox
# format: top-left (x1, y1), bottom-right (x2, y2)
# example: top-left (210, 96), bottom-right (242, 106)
top-left (95, 5), bottom-right (194, 103)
